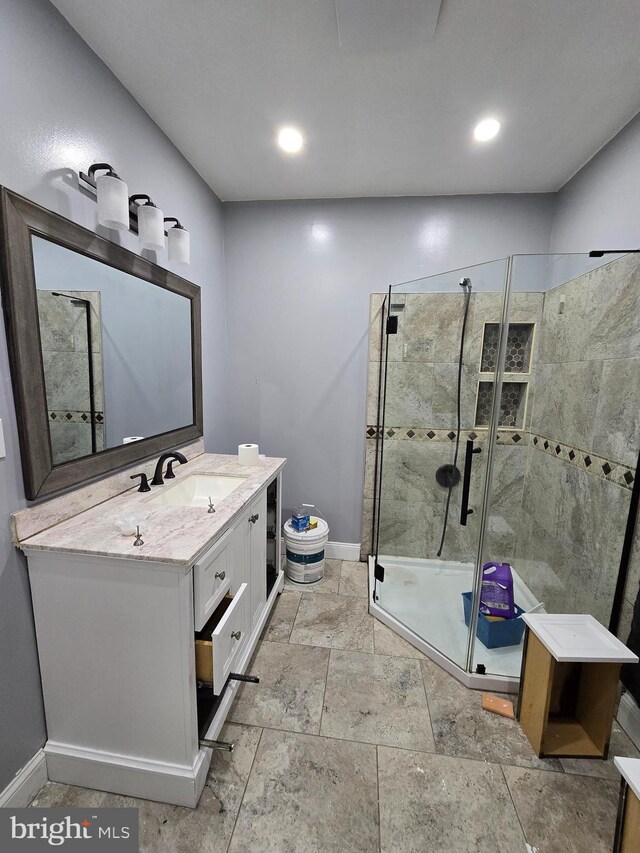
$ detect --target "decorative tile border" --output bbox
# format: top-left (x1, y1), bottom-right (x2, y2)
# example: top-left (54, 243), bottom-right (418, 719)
top-left (365, 425), bottom-right (636, 490)
top-left (49, 410), bottom-right (104, 424)
top-left (365, 425), bottom-right (528, 446)
top-left (530, 433), bottom-right (636, 490)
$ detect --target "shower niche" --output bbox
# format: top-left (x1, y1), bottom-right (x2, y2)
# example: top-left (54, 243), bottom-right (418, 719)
top-left (475, 322), bottom-right (534, 429)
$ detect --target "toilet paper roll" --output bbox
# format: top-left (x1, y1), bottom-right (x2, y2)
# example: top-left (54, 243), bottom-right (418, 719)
top-left (238, 443), bottom-right (259, 465)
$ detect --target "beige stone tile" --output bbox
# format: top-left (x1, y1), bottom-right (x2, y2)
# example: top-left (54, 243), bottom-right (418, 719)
top-left (420, 658), bottom-right (561, 771)
top-left (373, 620), bottom-right (427, 660)
top-left (502, 764), bottom-right (619, 853)
top-left (338, 560), bottom-right (369, 598)
top-left (283, 558), bottom-right (340, 594)
top-left (593, 357), bottom-right (640, 468)
top-left (384, 361), bottom-right (435, 426)
top-left (378, 747), bottom-right (526, 853)
top-left (290, 592), bottom-right (374, 653)
top-left (261, 591), bottom-right (301, 643)
top-left (321, 649), bottom-right (435, 751)
top-left (560, 721), bottom-right (640, 779)
top-left (31, 723), bottom-right (262, 853)
top-left (228, 729), bottom-right (379, 853)
top-left (228, 642), bottom-right (329, 734)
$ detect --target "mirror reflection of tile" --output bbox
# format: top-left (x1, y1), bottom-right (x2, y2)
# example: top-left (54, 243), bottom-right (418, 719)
top-left (37, 289), bottom-right (105, 465)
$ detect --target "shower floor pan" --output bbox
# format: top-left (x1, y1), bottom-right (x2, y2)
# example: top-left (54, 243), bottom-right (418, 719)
top-left (368, 556), bottom-right (541, 692)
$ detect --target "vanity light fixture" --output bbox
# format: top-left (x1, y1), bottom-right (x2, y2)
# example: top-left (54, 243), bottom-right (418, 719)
top-left (164, 217), bottom-right (191, 265)
top-left (89, 163), bottom-right (129, 230)
top-left (130, 194), bottom-right (165, 252)
top-left (79, 165), bottom-right (190, 260)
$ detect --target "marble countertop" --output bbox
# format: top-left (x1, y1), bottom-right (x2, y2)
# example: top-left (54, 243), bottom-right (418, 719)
top-left (19, 453), bottom-right (286, 566)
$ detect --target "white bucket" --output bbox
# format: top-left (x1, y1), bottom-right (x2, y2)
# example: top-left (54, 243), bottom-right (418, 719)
top-left (283, 518), bottom-right (330, 584)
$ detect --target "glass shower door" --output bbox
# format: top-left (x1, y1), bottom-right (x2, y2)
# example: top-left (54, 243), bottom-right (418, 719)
top-left (476, 251), bottom-right (640, 678)
top-left (372, 259), bottom-right (510, 671)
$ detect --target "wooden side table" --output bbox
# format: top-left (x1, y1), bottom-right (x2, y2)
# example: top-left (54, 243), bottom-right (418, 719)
top-left (614, 757), bottom-right (640, 852)
top-left (517, 614), bottom-right (638, 758)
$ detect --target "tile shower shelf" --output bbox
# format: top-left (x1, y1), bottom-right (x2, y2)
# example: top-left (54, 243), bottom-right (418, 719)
top-left (475, 381), bottom-right (528, 429)
top-left (481, 322), bottom-right (534, 373)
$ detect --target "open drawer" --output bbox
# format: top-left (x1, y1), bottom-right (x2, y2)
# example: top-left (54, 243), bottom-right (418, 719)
top-left (194, 582), bottom-right (250, 695)
top-left (193, 526), bottom-right (234, 631)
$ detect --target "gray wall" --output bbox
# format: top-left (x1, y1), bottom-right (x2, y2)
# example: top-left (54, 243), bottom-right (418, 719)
top-left (551, 111), bottom-right (640, 252)
top-left (0, 0), bottom-right (230, 790)
top-left (224, 195), bottom-right (555, 543)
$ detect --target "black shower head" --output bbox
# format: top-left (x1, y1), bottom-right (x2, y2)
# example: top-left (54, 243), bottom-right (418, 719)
top-left (459, 277), bottom-right (472, 290)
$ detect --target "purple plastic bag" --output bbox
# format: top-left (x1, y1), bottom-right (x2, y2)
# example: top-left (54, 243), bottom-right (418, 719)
top-left (480, 562), bottom-right (516, 619)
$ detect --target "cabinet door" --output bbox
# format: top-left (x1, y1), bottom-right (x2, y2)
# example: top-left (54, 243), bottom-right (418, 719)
top-left (248, 492), bottom-right (267, 629)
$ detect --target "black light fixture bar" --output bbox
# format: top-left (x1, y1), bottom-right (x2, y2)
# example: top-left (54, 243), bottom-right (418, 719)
top-left (164, 216), bottom-right (186, 230)
top-left (79, 167), bottom-right (179, 237)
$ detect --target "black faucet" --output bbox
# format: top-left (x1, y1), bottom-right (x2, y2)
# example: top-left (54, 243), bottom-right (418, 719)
top-left (151, 451), bottom-right (188, 486)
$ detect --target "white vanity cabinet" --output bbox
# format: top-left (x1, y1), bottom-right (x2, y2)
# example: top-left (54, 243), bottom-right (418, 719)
top-left (22, 467), bottom-right (284, 808)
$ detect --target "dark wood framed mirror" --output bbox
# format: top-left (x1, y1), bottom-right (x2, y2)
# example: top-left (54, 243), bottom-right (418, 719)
top-left (0, 187), bottom-right (202, 500)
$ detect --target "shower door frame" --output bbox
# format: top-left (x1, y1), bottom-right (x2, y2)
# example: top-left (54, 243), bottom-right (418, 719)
top-left (368, 259), bottom-right (519, 693)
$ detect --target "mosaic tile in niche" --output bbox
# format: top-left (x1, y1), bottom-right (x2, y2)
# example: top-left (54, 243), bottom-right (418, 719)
top-left (481, 323), bottom-right (534, 373)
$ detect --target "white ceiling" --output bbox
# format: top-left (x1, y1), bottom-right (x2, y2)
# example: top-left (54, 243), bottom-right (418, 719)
top-left (50, 0), bottom-right (640, 201)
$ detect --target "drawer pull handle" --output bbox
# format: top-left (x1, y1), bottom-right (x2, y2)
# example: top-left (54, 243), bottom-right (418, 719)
top-left (215, 570), bottom-right (226, 580)
top-left (249, 513), bottom-right (259, 524)
top-left (231, 630), bottom-right (242, 641)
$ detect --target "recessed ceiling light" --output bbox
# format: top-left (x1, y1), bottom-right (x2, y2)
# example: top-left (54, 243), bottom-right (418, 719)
top-left (473, 118), bottom-right (501, 142)
top-left (277, 126), bottom-right (304, 154)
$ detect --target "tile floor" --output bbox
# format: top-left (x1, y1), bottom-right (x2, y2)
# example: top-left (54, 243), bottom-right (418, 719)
top-left (32, 559), bottom-right (639, 852)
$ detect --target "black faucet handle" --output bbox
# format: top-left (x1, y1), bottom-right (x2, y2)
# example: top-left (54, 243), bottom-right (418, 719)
top-left (165, 460), bottom-right (178, 479)
top-left (130, 473), bottom-right (151, 493)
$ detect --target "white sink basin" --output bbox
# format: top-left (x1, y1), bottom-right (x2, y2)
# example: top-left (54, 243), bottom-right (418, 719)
top-left (147, 473), bottom-right (247, 509)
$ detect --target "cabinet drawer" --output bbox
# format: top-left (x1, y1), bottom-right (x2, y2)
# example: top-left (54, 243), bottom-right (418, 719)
top-left (194, 583), bottom-right (250, 695)
top-left (193, 527), bottom-right (234, 631)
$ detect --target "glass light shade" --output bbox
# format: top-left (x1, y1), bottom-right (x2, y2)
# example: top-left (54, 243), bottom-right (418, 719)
top-left (167, 227), bottom-right (190, 264)
top-left (137, 204), bottom-right (165, 251)
top-left (96, 174), bottom-right (129, 230)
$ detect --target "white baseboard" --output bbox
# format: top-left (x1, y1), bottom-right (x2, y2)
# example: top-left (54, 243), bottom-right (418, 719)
top-left (45, 742), bottom-right (208, 809)
top-left (280, 540), bottom-right (363, 562)
top-left (618, 691), bottom-right (640, 750)
top-left (325, 542), bottom-right (361, 561)
top-left (0, 749), bottom-right (48, 807)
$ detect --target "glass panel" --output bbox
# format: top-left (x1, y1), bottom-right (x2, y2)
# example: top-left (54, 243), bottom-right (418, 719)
top-left (476, 252), bottom-right (639, 678)
top-left (373, 259), bottom-right (509, 671)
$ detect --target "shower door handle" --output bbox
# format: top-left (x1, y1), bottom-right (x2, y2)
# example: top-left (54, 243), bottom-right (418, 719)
top-left (460, 440), bottom-right (482, 526)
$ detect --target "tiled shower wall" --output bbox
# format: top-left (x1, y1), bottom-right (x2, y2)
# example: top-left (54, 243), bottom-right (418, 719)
top-left (363, 255), bottom-right (640, 634)
top-left (513, 255), bottom-right (640, 631)
top-left (362, 290), bottom-right (544, 563)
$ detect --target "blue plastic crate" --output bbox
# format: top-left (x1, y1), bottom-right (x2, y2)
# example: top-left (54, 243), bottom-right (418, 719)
top-left (461, 592), bottom-right (526, 649)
